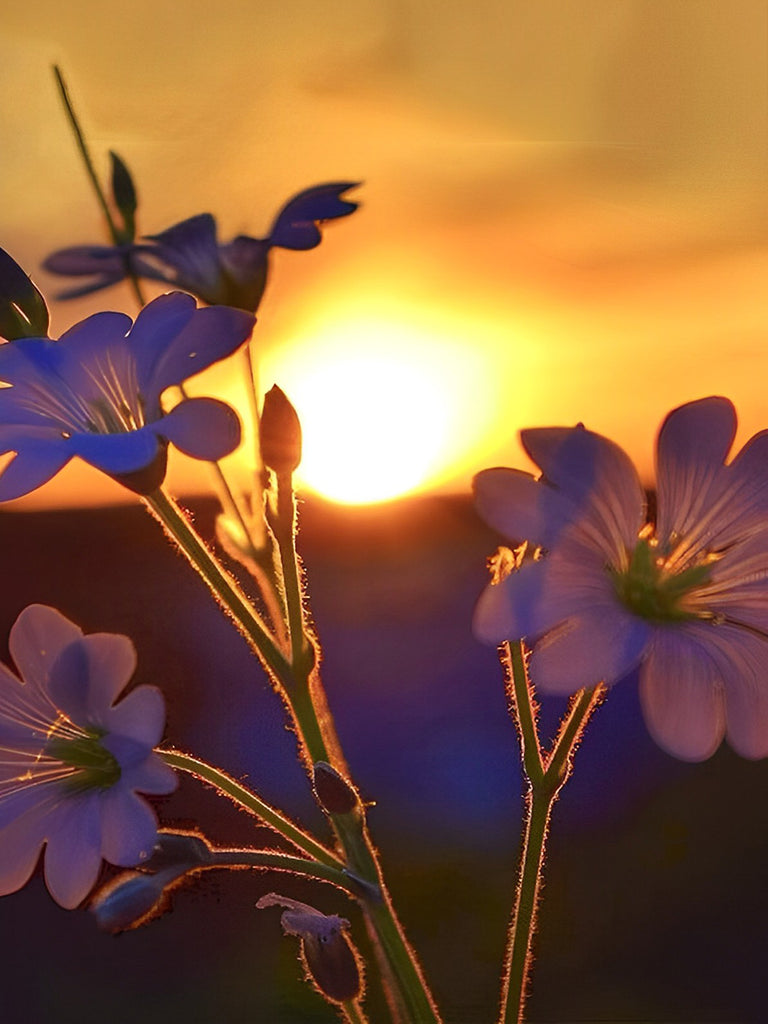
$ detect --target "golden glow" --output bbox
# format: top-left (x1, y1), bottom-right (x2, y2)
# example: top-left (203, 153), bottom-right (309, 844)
top-left (261, 300), bottom-right (506, 505)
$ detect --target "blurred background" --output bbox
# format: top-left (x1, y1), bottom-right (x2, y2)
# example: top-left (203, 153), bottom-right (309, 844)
top-left (1, 2), bottom-right (768, 1022)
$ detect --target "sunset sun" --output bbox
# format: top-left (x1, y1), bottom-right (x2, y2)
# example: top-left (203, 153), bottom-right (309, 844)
top-left (261, 305), bottom-right (502, 505)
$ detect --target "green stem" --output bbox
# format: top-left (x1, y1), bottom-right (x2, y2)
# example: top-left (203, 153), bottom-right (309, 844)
top-left (159, 749), bottom-right (343, 869)
top-left (273, 470), bottom-right (312, 671)
top-left (499, 644), bottom-right (602, 1024)
top-left (148, 490), bottom-right (440, 1021)
top-left (205, 847), bottom-right (354, 892)
top-left (341, 999), bottom-right (369, 1024)
top-left (506, 641), bottom-right (544, 786)
top-left (53, 65), bottom-right (146, 308)
top-left (144, 488), bottom-right (292, 688)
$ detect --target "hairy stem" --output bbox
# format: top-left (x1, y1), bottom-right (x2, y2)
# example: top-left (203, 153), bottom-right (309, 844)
top-left (159, 749), bottom-right (343, 869)
top-left (499, 642), bottom-right (602, 1024)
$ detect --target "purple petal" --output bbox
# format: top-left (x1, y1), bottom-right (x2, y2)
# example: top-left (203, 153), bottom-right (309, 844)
top-left (132, 301), bottom-right (254, 406)
top-left (43, 245), bottom-right (129, 276)
top-left (143, 213), bottom-right (222, 287)
top-left (473, 467), bottom-right (571, 548)
top-left (0, 442), bottom-right (71, 501)
top-left (639, 626), bottom-right (726, 761)
top-left (123, 752), bottom-right (177, 795)
top-left (521, 425), bottom-right (645, 551)
top-left (529, 605), bottom-right (649, 694)
top-left (99, 787), bottom-right (158, 867)
top-left (125, 292), bottom-right (198, 387)
top-left (268, 183), bottom-right (360, 250)
top-left (43, 795), bottom-right (104, 908)
top-left (0, 790), bottom-right (54, 896)
top-left (473, 560), bottom-right (555, 645)
top-left (0, 337), bottom-right (68, 386)
top-left (655, 397), bottom-right (736, 550)
top-left (68, 427), bottom-right (160, 475)
top-left (220, 235), bottom-right (269, 280)
top-left (48, 633), bottom-right (136, 726)
top-left (105, 685), bottom-right (166, 748)
top-left (9, 605), bottom-right (82, 693)
top-left (159, 397), bottom-right (241, 460)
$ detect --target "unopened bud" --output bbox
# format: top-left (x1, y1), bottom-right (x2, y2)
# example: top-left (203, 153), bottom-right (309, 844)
top-left (143, 830), bottom-right (213, 871)
top-left (313, 762), bottom-right (359, 815)
top-left (257, 893), bottom-right (362, 1004)
top-left (91, 869), bottom-right (173, 932)
top-left (259, 384), bottom-right (302, 473)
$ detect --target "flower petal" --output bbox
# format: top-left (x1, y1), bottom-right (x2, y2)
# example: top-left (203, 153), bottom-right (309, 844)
top-left (159, 397), bottom-right (241, 461)
top-left (132, 300), bottom-right (254, 406)
top-left (0, 790), bottom-right (54, 896)
top-left (47, 633), bottom-right (137, 726)
top-left (268, 183), bottom-right (360, 250)
top-left (123, 752), bottom-right (177, 795)
top-left (43, 795), bottom-right (104, 908)
top-left (68, 426), bottom-right (160, 475)
top-left (639, 627), bottom-right (726, 761)
top-left (521, 425), bottom-right (645, 551)
top-left (43, 245), bottom-right (129, 276)
top-left (99, 787), bottom-right (158, 867)
top-left (530, 605), bottom-right (649, 694)
top-left (473, 467), bottom-right (570, 548)
top-left (105, 685), bottom-right (166, 748)
top-left (9, 605), bottom-right (82, 693)
top-left (655, 397), bottom-right (736, 551)
top-left (142, 214), bottom-right (222, 293)
top-left (474, 560), bottom-right (558, 645)
top-left (0, 443), bottom-right (71, 501)
top-left (125, 291), bottom-right (198, 386)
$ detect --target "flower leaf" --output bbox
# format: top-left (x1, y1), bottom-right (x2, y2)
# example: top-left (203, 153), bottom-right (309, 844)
top-left (0, 248), bottom-right (50, 340)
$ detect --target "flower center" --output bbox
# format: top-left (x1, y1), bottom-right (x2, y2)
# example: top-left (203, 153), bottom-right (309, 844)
top-left (46, 728), bottom-right (121, 792)
top-left (611, 537), bottom-right (714, 623)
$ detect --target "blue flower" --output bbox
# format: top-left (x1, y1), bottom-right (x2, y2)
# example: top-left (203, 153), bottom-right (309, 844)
top-left (44, 182), bottom-right (360, 310)
top-left (0, 291), bottom-right (255, 499)
top-left (474, 397), bottom-right (768, 761)
top-left (0, 604), bottom-right (177, 909)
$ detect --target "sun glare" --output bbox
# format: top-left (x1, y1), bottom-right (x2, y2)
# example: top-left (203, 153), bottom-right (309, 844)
top-left (261, 305), bottom-right (503, 505)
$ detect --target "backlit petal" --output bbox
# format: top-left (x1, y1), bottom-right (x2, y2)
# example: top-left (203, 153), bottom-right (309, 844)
top-left (99, 786), bottom-right (158, 867)
top-left (9, 605), bottom-right (82, 693)
top-left (639, 627), bottom-right (726, 761)
top-left (43, 795), bottom-right (103, 908)
top-left (159, 397), bottom-right (241, 461)
top-left (530, 606), bottom-right (649, 694)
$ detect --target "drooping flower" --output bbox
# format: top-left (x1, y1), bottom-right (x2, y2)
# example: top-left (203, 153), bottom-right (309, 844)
top-left (0, 291), bottom-right (255, 500)
top-left (43, 182), bottom-right (361, 310)
top-left (474, 397), bottom-right (768, 761)
top-left (257, 893), bottom-right (362, 1004)
top-left (0, 604), bottom-right (177, 909)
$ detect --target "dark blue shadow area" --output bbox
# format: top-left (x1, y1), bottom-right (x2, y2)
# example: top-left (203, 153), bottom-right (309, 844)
top-left (0, 495), bottom-right (766, 1023)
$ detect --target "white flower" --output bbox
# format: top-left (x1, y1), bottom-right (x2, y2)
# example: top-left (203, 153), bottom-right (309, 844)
top-left (474, 397), bottom-right (768, 761)
top-left (0, 605), bottom-right (176, 908)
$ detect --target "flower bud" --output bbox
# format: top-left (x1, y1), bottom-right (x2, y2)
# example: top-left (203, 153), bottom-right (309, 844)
top-left (313, 762), bottom-right (359, 815)
top-left (91, 869), bottom-right (174, 932)
top-left (259, 384), bottom-right (302, 473)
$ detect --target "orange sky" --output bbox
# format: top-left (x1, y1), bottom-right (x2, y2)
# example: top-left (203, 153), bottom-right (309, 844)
top-left (0, 2), bottom-right (766, 507)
